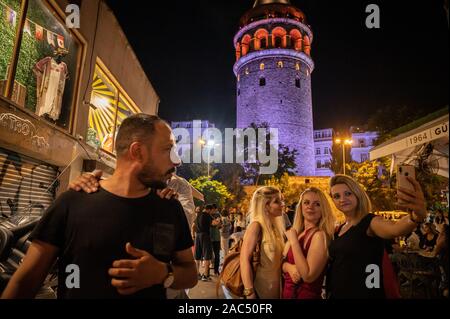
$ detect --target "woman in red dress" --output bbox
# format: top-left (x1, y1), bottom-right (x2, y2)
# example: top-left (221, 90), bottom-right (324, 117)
top-left (282, 187), bottom-right (335, 299)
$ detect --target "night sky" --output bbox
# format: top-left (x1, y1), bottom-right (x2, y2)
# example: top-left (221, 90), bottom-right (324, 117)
top-left (105, 0), bottom-right (449, 132)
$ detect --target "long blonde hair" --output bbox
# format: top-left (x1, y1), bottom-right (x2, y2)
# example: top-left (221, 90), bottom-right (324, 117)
top-left (248, 186), bottom-right (285, 251)
top-left (293, 187), bottom-right (335, 245)
top-left (329, 174), bottom-right (372, 220)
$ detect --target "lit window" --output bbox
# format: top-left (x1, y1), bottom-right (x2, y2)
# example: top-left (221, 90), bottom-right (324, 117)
top-left (277, 61), bottom-right (283, 68)
top-left (260, 63), bottom-right (265, 70)
top-left (295, 63), bottom-right (300, 71)
top-left (245, 68), bottom-right (249, 75)
top-left (237, 74), bottom-right (240, 82)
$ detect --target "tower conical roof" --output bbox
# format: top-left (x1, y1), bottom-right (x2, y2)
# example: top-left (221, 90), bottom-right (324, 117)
top-left (253, 0), bottom-right (291, 7)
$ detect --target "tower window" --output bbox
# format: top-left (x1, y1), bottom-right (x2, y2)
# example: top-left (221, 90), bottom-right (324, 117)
top-left (259, 77), bottom-right (266, 86)
top-left (245, 68), bottom-right (250, 75)
top-left (277, 61), bottom-right (284, 68)
top-left (237, 74), bottom-right (240, 82)
top-left (260, 63), bottom-right (265, 70)
top-left (295, 63), bottom-right (301, 71)
top-left (295, 78), bottom-right (301, 88)
top-left (237, 89), bottom-right (240, 96)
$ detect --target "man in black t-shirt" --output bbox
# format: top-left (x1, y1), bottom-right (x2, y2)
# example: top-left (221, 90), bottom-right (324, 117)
top-left (1, 114), bottom-right (197, 299)
top-left (193, 205), bottom-right (214, 280)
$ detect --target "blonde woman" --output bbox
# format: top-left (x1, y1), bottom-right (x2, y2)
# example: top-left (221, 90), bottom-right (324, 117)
top-left (240, 186), bottom-right (286, 299)
top-left (327, 174), bottom-right (427, 299)
top-left (282, 187), bottom-right (335, 299)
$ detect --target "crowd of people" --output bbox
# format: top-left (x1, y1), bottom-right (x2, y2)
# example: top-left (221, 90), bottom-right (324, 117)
top-left (0, 113), bottom-right (447, 300)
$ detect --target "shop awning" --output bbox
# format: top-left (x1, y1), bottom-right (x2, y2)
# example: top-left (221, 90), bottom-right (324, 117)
top-left (370, 114), bottom-right (449, 178)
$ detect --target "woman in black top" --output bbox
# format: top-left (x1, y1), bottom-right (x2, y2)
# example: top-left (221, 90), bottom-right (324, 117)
top-left (326, 174), bottom-right (427, 299)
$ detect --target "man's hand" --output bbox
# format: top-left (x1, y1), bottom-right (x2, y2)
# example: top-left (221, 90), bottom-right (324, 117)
top-left (68, 169), bottom-right (102, 193)
top-left (156, 188), bottom-right (179, 200)
top-left (68, 169), bottom-right (179, 200)
top-left (397, 177), bottom-right (427, 221)
top-left (108, 243), bottom-right (167, 295)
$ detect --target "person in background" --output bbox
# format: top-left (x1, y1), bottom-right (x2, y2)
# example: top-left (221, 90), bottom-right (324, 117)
top-left (209, 204), bottom-right (222, 276)
top-left (193, 205), bottom-right (214, 281)
top-left (419, 223), bottom-right (438, 252)
top-left (219, 210), bottom-right (232, 259)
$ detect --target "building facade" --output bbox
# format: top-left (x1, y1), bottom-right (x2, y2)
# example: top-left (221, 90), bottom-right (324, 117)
top-left (314, 128), bottom-right (333, 176)
top-left (0, 0), bottom-right (159, 218)
top-left (171, 120), bottom-right (216, 159)
top-left (234, 0), bottom-right (315, 176)
top-left (350, 127), bottom-right (379, 163)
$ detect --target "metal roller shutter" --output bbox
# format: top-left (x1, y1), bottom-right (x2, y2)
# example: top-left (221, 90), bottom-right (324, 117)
top-left (0, 147), bottom-right (59, 218)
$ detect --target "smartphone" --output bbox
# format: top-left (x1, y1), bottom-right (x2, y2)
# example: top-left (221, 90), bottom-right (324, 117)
top-left (397, 164), bottom-right (416, 193)
top-left (283, 213), bottom-right (292, 230)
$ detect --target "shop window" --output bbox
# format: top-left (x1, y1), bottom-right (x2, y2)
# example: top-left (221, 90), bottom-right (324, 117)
top-left (0, 0), bottom-right (22, 98)
top-left (1, 0), bottom-right (83, 130)
top-left (87, 63), bottom-right (142, 154)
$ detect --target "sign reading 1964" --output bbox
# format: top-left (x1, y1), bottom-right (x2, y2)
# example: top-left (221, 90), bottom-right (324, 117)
top-left (406, 121), bottom-right (448, 148)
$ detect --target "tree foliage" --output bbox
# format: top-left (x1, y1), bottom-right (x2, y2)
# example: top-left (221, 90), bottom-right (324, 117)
top-left (189, 176), bottom-right (233, 208)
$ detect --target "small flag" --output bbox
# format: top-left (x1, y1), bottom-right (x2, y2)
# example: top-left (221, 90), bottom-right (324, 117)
top-left (57, 34), bottom-right (65, 48)
top-left (35, 24), bottom-right (43, 40)
top-left (5, 6), bottom-right (17, 26)
top-left (24, 20), bottom-right (31, 35)
top-left (46, 30), bottom-right (55, 47)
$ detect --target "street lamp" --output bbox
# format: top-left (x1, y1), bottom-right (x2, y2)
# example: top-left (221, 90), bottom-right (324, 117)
top-left (335, 138), bottom-right (353, 175)
top-left (199, 139), bottom-right (220, 178)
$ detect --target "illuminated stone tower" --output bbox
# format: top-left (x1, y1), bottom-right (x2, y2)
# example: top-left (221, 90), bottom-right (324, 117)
top-left (234, 0), bottom-right (315, 175)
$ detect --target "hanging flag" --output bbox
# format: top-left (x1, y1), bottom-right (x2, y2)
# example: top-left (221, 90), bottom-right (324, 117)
top-left (9, 7), bottom-right (16, 26)
top-left (35, 24), bottom-right (43, 40)
top-left (46, 30), bottom-right (55, 47)
top-left (57, 34), bottom-right (65, 48)
top-left (4, 6), bottom-right (16, 26)
top-left (23, 19), bottom-right (31, 35)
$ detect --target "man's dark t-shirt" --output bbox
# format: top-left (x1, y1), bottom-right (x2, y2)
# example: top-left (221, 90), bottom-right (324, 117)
top-left (30, 187), bottom-right (193, 299)
top-left (195, 213), bottom-right (212, 234)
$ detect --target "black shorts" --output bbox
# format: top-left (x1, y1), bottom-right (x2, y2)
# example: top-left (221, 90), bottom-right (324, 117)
top-left (194, 233), bottom-right (212, 260)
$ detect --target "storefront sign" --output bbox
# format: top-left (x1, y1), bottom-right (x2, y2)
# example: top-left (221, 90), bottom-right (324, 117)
top-left (406, 121), bottom-right (449, 148)
top-left (0, 112), bottom-right (49, 149)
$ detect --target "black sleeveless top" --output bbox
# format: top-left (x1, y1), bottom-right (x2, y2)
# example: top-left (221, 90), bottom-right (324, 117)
top-left (326, 214), bottom-right (385, 299)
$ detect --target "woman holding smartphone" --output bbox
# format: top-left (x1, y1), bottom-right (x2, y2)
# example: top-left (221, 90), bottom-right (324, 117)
top-left (282, 187), bottom-right (335, 299)
top-left (326, 174), bottom-right (427, 299)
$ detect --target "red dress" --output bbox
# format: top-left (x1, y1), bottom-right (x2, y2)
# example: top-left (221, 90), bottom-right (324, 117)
top-left (282, 228), bottom-right (325, 299)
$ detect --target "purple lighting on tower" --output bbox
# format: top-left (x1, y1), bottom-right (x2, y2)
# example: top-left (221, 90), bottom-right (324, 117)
top-left (234, 0), bottom-right (316, 175)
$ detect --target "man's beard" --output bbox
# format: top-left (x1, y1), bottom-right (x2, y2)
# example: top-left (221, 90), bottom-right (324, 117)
top-left (137, 164), bottom-right (175, 190)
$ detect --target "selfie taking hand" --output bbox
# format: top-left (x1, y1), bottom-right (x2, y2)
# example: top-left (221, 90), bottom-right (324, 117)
top-left (396, 176), bottom-right (427, 221)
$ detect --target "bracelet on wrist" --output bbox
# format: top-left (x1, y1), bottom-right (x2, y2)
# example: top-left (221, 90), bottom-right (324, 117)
top-left (243, 287), bottom-right (254, 297)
